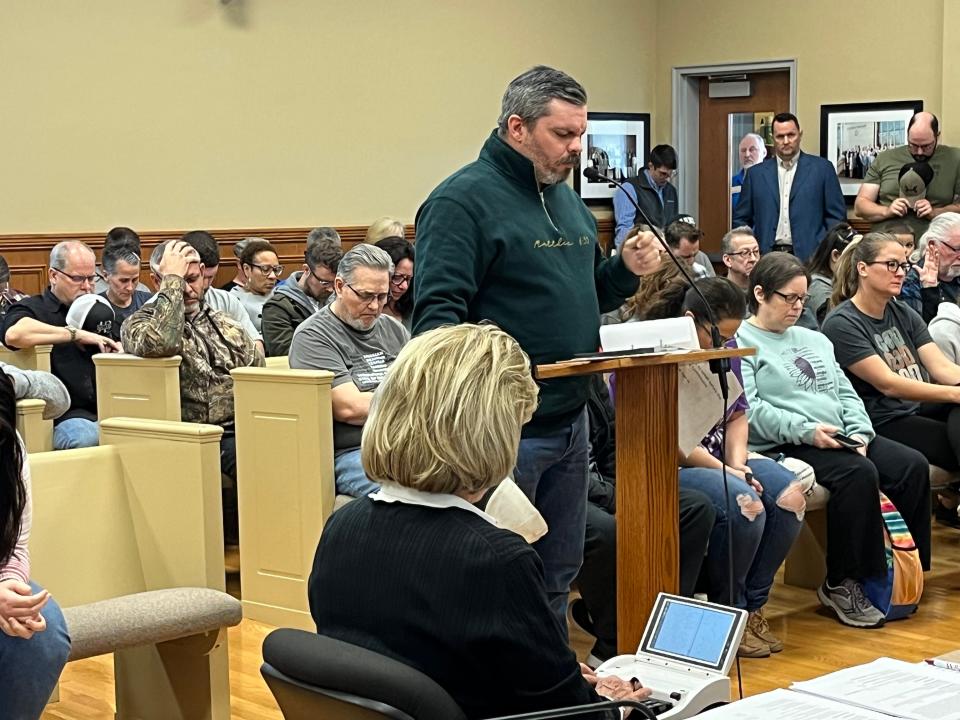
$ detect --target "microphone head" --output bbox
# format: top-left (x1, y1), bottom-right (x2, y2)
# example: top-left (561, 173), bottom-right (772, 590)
top-left (583, 166), bottom-right (602, 181)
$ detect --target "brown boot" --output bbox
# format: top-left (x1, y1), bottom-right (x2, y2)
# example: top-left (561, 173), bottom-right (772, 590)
top-left (748, 608), bottom-right (783, 653)
top-left (737, 620), bottom-right (771, 658)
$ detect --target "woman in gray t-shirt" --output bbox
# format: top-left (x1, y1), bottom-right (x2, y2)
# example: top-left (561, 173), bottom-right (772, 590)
top-left (822, 231), bottom-right (960, 528)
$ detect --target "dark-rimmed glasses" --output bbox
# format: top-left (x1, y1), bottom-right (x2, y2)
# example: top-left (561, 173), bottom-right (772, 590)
top-left (346, 283), bottom-right (388, 305)
top-left (772, 290), bottom-right (810, 305)
top-left (725, 248), bottom-right (761, 259)
top-left (865, 260), bottom-right (912, 274)
top-left (249, 263), bottom-right (284, 277)
top-left (51, 267), bottom-right (98, 284)
top-left (391, 273), bottom-right (413, 287)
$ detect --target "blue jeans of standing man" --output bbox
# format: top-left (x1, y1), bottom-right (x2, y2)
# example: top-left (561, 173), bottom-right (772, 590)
top-left (679, 457), bottom-right (803, 611)
top-left (52, 418), bottom-right (99, 450)
top-left (513, 409), bottom-right (590, 633)
top-left (334, 448), bottom-right (381, 497)
top-left (0, 581), bottom-right (71, 718)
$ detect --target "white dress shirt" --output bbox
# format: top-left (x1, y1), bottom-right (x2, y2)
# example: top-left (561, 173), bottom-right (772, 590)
top-left (775, 154), bottom-right (799, 246)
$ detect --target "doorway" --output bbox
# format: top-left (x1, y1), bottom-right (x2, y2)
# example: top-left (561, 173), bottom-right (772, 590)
top-left (671, 60), bottom-right (796, 255)
top-left (698, 71), bottom-right (791, 253)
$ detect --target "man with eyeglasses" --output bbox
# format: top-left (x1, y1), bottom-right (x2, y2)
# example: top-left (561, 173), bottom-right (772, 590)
top-left (1, 241), bottom-right (122, 449)
top-left (123, 240), bottom-right (264, 491)
top-left (613, 143), bottom-right (679, 248)
top-left (901, 212), bottom-right (960, 323)
top-left (262, 239), bottom-right (342, 357)
top-left (733, 112), bottom-right (845, 261)
top-left (721, 227), bottom-right (761, 293)
top-left (856, 112), bottom-right (960, 237)
top-left (289, 244), bottom-right (409, 497)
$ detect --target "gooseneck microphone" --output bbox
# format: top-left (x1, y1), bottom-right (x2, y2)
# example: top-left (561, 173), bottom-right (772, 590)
top-left (584, 166), bottom-right (730, 387)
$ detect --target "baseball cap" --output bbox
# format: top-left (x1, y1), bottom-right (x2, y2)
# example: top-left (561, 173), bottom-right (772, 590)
top-left (898, 162), bottom-right (935, 208)
top-left (66, 294), bottom-right (116, 340)
top-left (667, 213), bottom-right (697, 227)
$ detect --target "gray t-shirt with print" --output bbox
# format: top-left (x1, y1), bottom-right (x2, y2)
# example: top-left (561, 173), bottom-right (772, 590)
top-left (289, 305), bottom-right (409, 453)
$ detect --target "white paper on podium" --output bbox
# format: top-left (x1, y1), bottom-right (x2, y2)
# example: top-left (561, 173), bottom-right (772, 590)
top-left (791, 657), bottom-right (960, 720)
top-left (600, 316), bottom-right (700, 353)
top-left (697, 688), bottom-right (896, 719)
top-left (678, 362), bottom-right (742, 456)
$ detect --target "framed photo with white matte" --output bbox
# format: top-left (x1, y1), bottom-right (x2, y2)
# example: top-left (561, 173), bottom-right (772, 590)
top-left (820, 100), bottom-right (923, 201)
top-left (575, 112), bottom-right (651, 204)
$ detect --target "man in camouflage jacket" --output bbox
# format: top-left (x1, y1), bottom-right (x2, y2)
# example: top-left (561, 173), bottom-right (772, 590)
top-left (122, 240), bottom-right (265, 482)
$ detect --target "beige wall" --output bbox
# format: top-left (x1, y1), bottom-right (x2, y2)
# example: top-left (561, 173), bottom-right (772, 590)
top-left (654, 0), bottom-right (945, 146)
top-left (0, 0), bottom-right (656, 234)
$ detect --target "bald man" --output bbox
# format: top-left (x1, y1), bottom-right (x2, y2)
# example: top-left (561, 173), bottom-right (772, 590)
top-left (855, 112), bottom-right (960, 235)
top-left (731, 133), bottom-right (766, 212)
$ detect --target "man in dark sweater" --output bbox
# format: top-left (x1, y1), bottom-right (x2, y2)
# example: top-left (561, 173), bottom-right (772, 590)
top-left (413, 65), bottom-right (660, 627)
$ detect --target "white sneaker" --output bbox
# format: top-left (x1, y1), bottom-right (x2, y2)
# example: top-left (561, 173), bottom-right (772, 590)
top-left (817, 579), bottom-right (885, 628)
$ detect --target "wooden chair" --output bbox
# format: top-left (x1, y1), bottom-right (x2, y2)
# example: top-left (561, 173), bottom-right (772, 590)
top-left (93, 353), bottom-right (182, 421)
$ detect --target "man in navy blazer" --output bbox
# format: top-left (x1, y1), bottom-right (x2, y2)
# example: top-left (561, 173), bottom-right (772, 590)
top-left (733, 112), bottom-right (846, 261)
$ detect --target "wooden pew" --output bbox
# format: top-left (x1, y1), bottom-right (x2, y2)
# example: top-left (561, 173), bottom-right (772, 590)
top-left (93, 353), bottom-right (182, 421)
top-left (16, 398), bottom-right (52, 452)
top-left (231, 367), bottom-right (336, 630)
top-left (0, 343), bottom-right (52, 372)
top-left (30, 417), bottom-right (239, 719)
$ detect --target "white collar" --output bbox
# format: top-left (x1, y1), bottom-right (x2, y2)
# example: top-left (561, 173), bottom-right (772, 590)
top-left (370, 483), bottom-right (501, 528)
top-left (777, 153), bottom-right (799, 170)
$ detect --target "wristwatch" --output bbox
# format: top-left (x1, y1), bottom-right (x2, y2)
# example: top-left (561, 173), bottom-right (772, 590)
top-left (66, 325), bottom-right (78, 343)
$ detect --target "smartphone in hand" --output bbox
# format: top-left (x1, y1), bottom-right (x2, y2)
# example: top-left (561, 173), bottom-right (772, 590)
top-left (831, 432), bottom-right (865, 450)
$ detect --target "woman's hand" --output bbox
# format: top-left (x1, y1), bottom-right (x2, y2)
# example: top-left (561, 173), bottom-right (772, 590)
top-left (0, 580), bottom-right (48, 639)
top-left (811, 424), bottom-right (843, 449)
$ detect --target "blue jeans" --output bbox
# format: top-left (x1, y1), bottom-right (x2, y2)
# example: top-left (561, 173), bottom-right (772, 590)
top-left (52, 418), bottom-right (99, 450)
top-left (334, 448), bottom-right (380, 497)
top-left (513, 409), bottom-right (590, 631)
top-left (0, 582), bottom-right (71, 718)
top-left (679, 458), bottom-right (803, 611)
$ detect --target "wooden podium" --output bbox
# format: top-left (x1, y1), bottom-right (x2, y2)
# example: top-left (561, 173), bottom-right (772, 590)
top-left (536, 347), bottom-right (753, 654)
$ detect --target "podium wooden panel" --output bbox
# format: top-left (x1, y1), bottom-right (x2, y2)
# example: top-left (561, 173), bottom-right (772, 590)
top-left (536, 347), bottom-right (752, 654)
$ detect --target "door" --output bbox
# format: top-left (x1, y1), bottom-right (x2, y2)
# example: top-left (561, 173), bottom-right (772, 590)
top-left (697, 71), bottom-right (790, 254)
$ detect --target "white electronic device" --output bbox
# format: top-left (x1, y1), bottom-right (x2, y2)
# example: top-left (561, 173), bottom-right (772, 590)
top-left (599, 317), bottom-right (700, 354)
top-left (596, 593), bottom-right (747, 718)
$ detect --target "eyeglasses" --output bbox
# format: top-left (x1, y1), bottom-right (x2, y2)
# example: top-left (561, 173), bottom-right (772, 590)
top-left (908, 140), bottom-right (936, 154)
top-left (866, 260), bottom-right (913, 274)
top-left (308, 268), bottom-right (334, 290)
top-left (697, 322), bottom-right (734, 345)
top-left (391, 273), bottom-right (413, 287)
top-left (772, 290), bottom-right (810, 306)
top-left (249, 263), bottom-right (283, 277)
top-left (726, 248), bottom-right (761, 259)
top-left (51, 267), bottom-right (98, 285)
top-left (345, 282), bottom-right (388, 305)
top-left (939, 239), bottom-right (960, 254)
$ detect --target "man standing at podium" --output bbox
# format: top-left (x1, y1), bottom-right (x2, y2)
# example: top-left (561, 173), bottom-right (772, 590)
top-left (413, 65), bottom-right (660, 629)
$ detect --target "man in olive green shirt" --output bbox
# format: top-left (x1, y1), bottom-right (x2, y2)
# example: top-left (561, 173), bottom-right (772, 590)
top-left (855, 112), bottom-right (960, 236)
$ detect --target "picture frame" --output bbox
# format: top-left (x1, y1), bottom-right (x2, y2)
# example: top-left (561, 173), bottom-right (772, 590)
top-left (819, 100), bottom-right (923, 202)
top-left (575, 112), bottom-right (651, 204)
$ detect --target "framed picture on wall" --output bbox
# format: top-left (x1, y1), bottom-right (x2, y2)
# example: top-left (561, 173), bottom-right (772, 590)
top-left (574, 112), bottom-right (651, 204)
top-left (820, 100), bottom-right (923, 201)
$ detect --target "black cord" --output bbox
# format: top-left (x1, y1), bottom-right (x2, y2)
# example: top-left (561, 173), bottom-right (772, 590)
top-left (488, 698), bottom-right (657, 720)
top-left (718, 388), bottom-right (744, 701)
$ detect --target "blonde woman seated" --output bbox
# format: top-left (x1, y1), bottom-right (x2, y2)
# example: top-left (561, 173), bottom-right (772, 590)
top-left (823, 231), bottom-right (959, 528)
top-left (308, 324), bottom-right (648, 718)
top-left (737, 252), bottom-right (930, 628)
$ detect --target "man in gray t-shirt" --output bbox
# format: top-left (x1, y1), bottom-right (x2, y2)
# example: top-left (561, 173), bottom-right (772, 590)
top-left (289, 244), bottom-right (408, 496)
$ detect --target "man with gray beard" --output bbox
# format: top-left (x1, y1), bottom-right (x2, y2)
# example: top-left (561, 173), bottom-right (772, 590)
top-left (289, 244), bottom-right (409, 497)
top-left (901, 212), bottom-right (960, 322)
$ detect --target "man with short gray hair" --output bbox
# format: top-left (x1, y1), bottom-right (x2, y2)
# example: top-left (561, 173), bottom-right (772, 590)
top-left (732, 133), bottom-right (767, 213)
top-left (721, 227), bottom-right (761, 291)
top-left (289, 244), bottom-right (409, 497)
top-left (413, 65), bottom-right (661, 630)
top-left (1, 240), bottom-right (122, 449)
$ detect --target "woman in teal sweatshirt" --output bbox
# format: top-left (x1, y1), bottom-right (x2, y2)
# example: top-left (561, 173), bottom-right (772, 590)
top-left (736, 252), bottom-right (929, 629)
